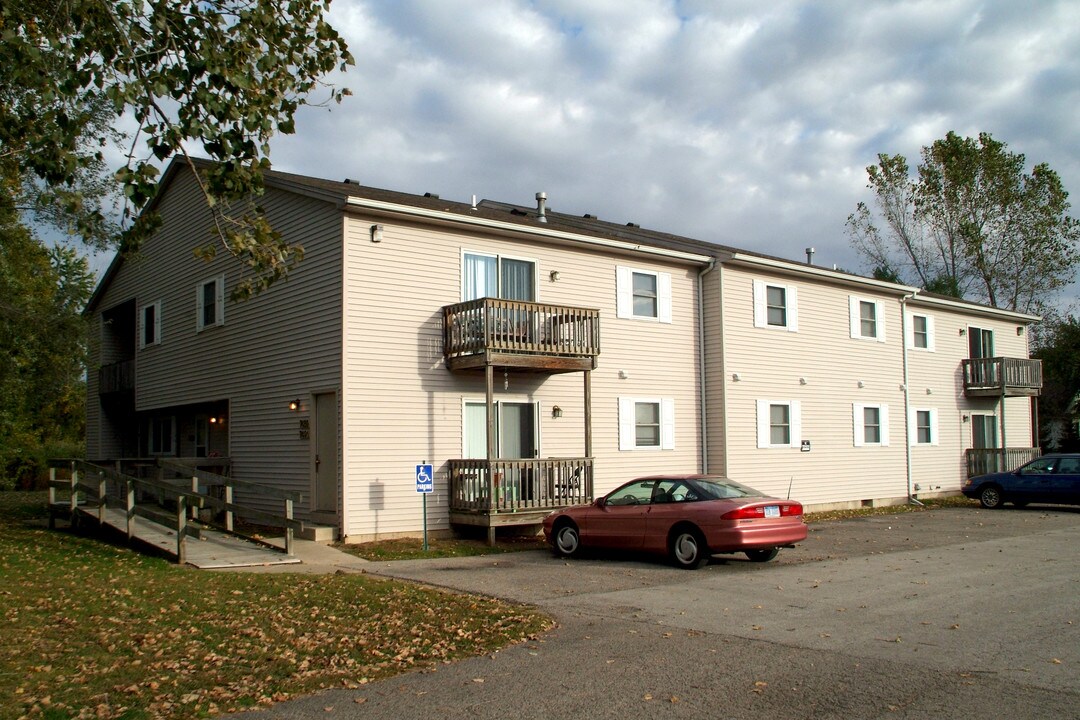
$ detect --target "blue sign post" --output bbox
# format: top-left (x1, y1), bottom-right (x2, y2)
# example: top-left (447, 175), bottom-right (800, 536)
top-left (416, 463), bottom-right (433, 551)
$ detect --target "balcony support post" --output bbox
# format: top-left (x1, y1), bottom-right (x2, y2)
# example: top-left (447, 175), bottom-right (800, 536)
top-left (1000, 384), bottom-right (1007, 471)
top-left (583, 370), bottom-right (593, 459)
top-left (485, 363), bottom-right (496, 546)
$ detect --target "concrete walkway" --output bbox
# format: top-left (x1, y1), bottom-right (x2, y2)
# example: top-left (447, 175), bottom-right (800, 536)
top-left (211, 537), bottom-right (372, 574)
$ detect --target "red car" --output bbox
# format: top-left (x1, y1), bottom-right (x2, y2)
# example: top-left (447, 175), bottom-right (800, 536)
top-left (543, 475), bottom-right (807, 569)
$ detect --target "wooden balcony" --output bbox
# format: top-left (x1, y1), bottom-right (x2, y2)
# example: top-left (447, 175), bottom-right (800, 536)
top-left (448, 457), bottom-right (593, 539)
top-left (965, 447), bottom-right (1041, 477)
top-left (961, 357), bottom-right (1042, 397)
top-left (443, 298), bottom-right (600, 372)
top-left (98, 359), bottom-right (135, 395)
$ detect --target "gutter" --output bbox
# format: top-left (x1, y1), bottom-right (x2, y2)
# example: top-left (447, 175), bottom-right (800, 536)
top-left (343, 197), bottom-right (714, 265)
top-left (697, 259), bottom-right (718, 473)
top-left (726, 252), bottom-right (920, 294)
top-left (899, 291), bottom-right (924, 506)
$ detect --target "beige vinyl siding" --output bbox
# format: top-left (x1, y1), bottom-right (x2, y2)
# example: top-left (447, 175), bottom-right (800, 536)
top-left (86, 167), bottom-right (343, 520)
top-left (341, 214), bottom-right (702, 540)
top-left (906, 301), bottom-right (1034, 488)
top-left (720, 266), bottom-right (908, 506)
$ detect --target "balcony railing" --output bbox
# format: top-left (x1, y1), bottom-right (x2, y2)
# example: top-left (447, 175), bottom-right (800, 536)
top-left (98, 359), bottom-right (135, 395)
top-left (448, 457), bottom-right (593, 514)
top-left (961, 357), bottom-right (1042, 397)
top-left (965, 447), bottom-right (1041, 478)
top-left (443, 298), bottom-right (600, 370)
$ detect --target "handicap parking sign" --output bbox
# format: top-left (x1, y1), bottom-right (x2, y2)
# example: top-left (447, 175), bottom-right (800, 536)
top-left (415, 464), bottom-right (434, 493)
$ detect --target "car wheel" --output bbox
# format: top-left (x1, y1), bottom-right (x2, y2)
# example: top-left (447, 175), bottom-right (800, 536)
top-left (553, 522), bottom-right (582, 558)
top-left (979, 485), bottom-right (1004, 509)
top-left (744, 548), bottom-right (779, 563)
top-left (669, 527), bottom-right (709, 569)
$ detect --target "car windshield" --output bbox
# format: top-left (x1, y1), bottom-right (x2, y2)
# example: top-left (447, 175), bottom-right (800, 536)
top-left (689, 477), bottom-right (766, 500)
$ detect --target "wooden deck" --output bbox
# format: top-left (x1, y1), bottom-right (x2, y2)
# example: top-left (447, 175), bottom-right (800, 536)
top-left (962, 357), bottom-right (1043, 397)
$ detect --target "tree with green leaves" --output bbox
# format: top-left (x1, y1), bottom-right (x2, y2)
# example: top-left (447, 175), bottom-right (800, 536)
top-left (2, 0), bottom-right (353, 297)
top-left (0, 202), bottom-right (95, 488)
top-left (1033, 313), bottom-right (1080, 452)
top-left (847, 132), bottom-right (1079, 314)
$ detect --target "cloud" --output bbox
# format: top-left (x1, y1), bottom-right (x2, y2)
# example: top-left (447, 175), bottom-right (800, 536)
top-left (269, 0), bottom-right (1079, 302)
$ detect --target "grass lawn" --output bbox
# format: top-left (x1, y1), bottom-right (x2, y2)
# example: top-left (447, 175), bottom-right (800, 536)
top-left (0, 492), bottom-right (553, 720)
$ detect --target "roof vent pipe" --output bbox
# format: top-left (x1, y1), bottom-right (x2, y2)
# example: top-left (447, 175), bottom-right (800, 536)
top-left (805, 247), bottom-right (815, 265)
top-left (535, 192), bottom-right (548, 223)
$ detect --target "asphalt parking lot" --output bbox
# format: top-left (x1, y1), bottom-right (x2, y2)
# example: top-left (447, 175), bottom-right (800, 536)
top-left (234, 506), bottom-right (1080, 719)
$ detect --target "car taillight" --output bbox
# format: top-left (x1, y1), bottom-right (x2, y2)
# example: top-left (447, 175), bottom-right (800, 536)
top-left (721, 507), bottom-right (765, 520)
top-left (721, 503), bottom-right (803, 520)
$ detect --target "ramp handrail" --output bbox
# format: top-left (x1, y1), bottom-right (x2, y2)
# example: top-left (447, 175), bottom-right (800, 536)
top-left (47, 459), bottom-right (302, 562)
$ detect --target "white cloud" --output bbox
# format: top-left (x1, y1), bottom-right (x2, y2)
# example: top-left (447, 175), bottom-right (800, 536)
top-left (265, 0), bottom-right (1078, 303)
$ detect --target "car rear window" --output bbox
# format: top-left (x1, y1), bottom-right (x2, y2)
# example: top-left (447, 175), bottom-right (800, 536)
top-left (692, 478), bottom-right (764, 500)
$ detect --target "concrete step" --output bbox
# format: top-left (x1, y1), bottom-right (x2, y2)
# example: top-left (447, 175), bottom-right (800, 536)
top-left (299, 524), bottom-right (337, 543)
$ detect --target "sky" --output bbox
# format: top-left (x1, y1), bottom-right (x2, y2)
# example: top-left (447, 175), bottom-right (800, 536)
top-left (100, 0), bottom-right (1080, 307)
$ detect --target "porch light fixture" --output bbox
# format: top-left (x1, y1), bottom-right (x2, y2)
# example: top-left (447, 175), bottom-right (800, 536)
top-left (857, 380), bottom-right (865, 388)
top-left (552, 405), bottom-right (563, 419)
top-left (959, 328), bottom-right (966, 336)
top-left (799, 377), bottom-right (808, 385)
top-left (370, 224), bottom-right (383, 243)
top-left (289, 399), bottom-right (301, 412)
top-left (732, 373), bottom-right (741, 382)
top-left (1017, 326), bottom-right (1025, 336)
top-left (549, 270), bottom-right (560, 282)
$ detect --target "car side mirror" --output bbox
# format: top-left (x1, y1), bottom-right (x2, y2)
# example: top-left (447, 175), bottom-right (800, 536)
top-left (594, 497), bottom-right (606, 508)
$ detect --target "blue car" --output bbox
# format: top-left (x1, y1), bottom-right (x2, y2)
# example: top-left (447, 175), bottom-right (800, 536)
top-left (962, 453), bottom-right (1080, 509)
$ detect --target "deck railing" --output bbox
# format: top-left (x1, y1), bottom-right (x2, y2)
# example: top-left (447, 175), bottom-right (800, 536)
top-left (443, 298), bottom-right (600, 360)
top-left (448, 457), bottom-right (593, 513)
top-left (98, 359), bottom-right (135, 395)
top-left (961, 357), bottom-right (1043, 395)
top-left (965, 447), bottom-right (1041, 478)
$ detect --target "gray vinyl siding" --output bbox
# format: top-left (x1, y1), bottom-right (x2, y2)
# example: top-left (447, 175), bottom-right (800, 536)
top-left (341, 214), bottom-right (703, 540)
top-left (85, 166), bottom-right (343, 520)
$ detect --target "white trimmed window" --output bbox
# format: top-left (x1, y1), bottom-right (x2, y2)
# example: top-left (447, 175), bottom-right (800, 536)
top-left (619, 397), bottom-right (675, 450)
top-left (139, 300), bottom-right (162, 348)
top-left (906, 313), bottom-right (935, 351)
top-left (196, 275), bottom-right (225, 332)
top-left (753, 280), bottom-right (798, 331)
top-left (616, 267), bottom-right (672, 323)
top-left (849, 296), bottom-right (885, 342)
top-left (909, 408), bottom-right (939, 446)
top-left (853, 403), bottom-right (890, 447)
top-left (756, 400), bottom-right (802, 449)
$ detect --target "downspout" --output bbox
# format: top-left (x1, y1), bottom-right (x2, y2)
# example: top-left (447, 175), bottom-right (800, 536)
top-left (900, 292), bottom-right (923, 506)
top-left (697, 259), bottom-right (718, 473)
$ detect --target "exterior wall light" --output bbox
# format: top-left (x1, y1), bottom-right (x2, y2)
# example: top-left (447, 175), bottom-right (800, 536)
top-left (289, 399), bottom-right (301, 412)
top-left (1017, 326), bottom-right (1025, 336)
top-left (370, 224), bottom-right (383, 243)
top-left (959, 328), bottom-right (966, 336)
top-left (549, 270), bottom-right (560, 282)
top-left (552, 405), bottom-right (563, 419)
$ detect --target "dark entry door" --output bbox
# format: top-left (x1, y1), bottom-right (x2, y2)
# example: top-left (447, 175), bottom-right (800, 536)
top-left (313, 393), bottom-right (338, 513)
